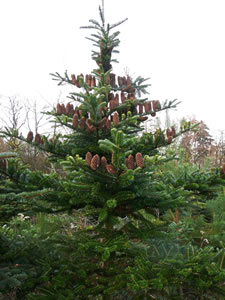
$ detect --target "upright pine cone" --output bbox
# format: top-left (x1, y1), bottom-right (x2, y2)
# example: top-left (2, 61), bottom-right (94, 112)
top-left (91, 76), bottom-right (96, 87)
top-left (171, 126), bottom-right (176, 137)
top-left (65, 103), bottom-right (71, 115)
top-left (121, 92), bottom-right (126, 103)
top-left (113, 112), bottom-right (119, 127)
top-left (106, 164), bottom-right (117, 175)
top-left (79, 117), bottom-right (86, 130)
top-left (56, 103), bottom-right (62, 114)
top-left (72, 114), bottom-right (78, 129)
top-left (90, 154), bottom-right (100, 170)
top-left (85, 152), bottom-right (92, 166)
top-left (106, 118), bottom-right (111, 129)
top-left (85, 74), bottom-right (89, 84)
top-left (88, 75), bottom-right (92, 87)
top-left (166, 128), bottom-right (171, 138)
top-left (144, 102), bottom-right (151, 113)
top-left (27, 131), bottom-right (33, 142)
top-left (115, 94), bottom-right (119, 106)
top-left (100, 156), bottom-right (107, 171)
top-left (152, 100), bottom-right (158, 112)
top-left (61, 104), bottom-right (66, 114)
top-left (71, 74), bottom-right (76, 85)
top-left (139, 103), bottom-right (143, 114)
top-left (126, 154), bottom-right (135, 169)
top-left (135, 152), bottom-right (144, 168)
top-left (34, 133), bottom-right (42, 144)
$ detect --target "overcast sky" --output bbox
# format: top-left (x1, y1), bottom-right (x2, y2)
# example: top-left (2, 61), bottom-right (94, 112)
top-left (0, 0), bottom-right (225, 137)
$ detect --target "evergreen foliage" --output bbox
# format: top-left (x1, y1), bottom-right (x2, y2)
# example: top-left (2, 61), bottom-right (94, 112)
top-left (0, 3), bottom-right (225, 299)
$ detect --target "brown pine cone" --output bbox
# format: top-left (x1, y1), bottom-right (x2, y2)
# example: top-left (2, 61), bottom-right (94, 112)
top-left (115, 94), bottom-right (119, 106)
top-left (85, 152), bottom-right (92, 166)
top-left (106, 164), bottom-right (117, 175)
top-left (109, 100), bottom-right (114, 111)
top-left (88, 75), bottom-right (92, 87)
top-left (139, 103), bottom-right (143, 114)
top-left (71, 74), bottom-right (76, 85)
top-left (34, 133), bottom-right (42, 144)
top-left (90, 154), bottom-right (100, 170)
top-left (61, 104), bottom-right (66, 114)
top-left (100, 156), bottom-right (107, 171)
top-left (152, 100), bottom-right (158, 112)
top-left (144, 101), bottom-right (151, 113)
top-left (166, 128), bottom-right (171, 138)
top-left (87, 126), bottom-right (96, 133)
top-left (27, 131), bottom-right (33, 142)
top-left (91, 76), bottom-right (96, 87)
top-left (113, 112), bottom-right (119, 127)
top-left (171, 126), bottom-right (176, 137)
top-left (72, 114), bottom-right (78, 129)
top-left (85, 74), bottom-right (89, 84)
top-left (79, 117), bottom-right (86, 130)
top-left (56, 103), bottom-right (62, 114)
top-left (69, 104), bottom-right (74, 116)
top-left (65, 103), bottom-right (71, 115)
top-left (121, 92), bottom-right (126, 103)
top-left (106, 118), bottom-right (111, 129)
top-left (127, 154), bottom-right (135, 169)
top-left (135, 152), bottom-right (144, 168)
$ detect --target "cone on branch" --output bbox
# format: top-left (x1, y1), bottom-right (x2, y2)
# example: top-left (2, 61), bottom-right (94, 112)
top-left (72, 114), bottom-right (78, 129)
top-left (110, 73), bottom-right (116, 87)
top-left (144, 101), bottom-right (151, 113)
top-left (139, 103), bottom-right (143, 114)
top-left (27, 131), bottom-right (33, 142)
top-left (171, 126), bottom-right (176, 137)
top-left (135, 152), bottom-right (144, 168)
top-left (106, 164), bottom-right (117, 175)
top-left (121, 92), bottom-right (126, 103)
top-left (100, 156), bottom-right (107, 171)
top-left (79, 117), bottom-right (86, 130)
top-left (115, 94), bottom-right (119, 106)
top-left (126, 154), bottom-right (135, 169)
top-left (113, 112), bottom-right (119, 127)
top-left (85, 152), bottom-right (92, 166)
top-left (71, 74), bottom-right (76, 85)
top-left (91, 76), bottom-right (96, 87)
top-left (85, 74), bottom-right (89, 85)
top-left (56, 103), bottom-right (62, 114)
top-left (152, 100), bottom-right (158, 112)
top-left (61, 104), bottom-right (66, 114)
top-left (66, 103), bottom-right (71, 115)
top-left (90, 154), bottom-right (100, 170)
top-left (34, 133), bottom-right (42, 145)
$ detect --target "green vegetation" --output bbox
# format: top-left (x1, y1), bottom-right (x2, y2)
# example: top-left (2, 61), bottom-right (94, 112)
top-left (1, 4), bottom-right (225, 299)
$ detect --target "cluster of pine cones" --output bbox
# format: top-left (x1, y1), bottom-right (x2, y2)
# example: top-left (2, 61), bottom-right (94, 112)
top-left (26, 131), bottom-right (43, 144)
top-left (71, 74), bottom-right (96, 88)
top-left (125, 153), bottom-right (144, 169)
top-left (56, 103), bottom-right (76, 116)
top-left (138, 100), bottom-right (161, 116)
top-left (166, 126), bottom-right (176, 144)
top-left (85, 152), bottom-right (144, 175)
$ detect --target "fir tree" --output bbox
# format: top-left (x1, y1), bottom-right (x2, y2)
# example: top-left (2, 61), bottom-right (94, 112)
top-left (1, 3), bottom-right (225, 299)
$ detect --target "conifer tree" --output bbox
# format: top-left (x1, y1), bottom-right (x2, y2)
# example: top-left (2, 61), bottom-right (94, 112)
top-left (1, 3), bottom-right (225, 299)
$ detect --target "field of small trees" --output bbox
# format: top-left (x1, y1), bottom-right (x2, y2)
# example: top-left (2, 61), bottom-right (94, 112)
top-left (1, 4), bottom-right (225, 300)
